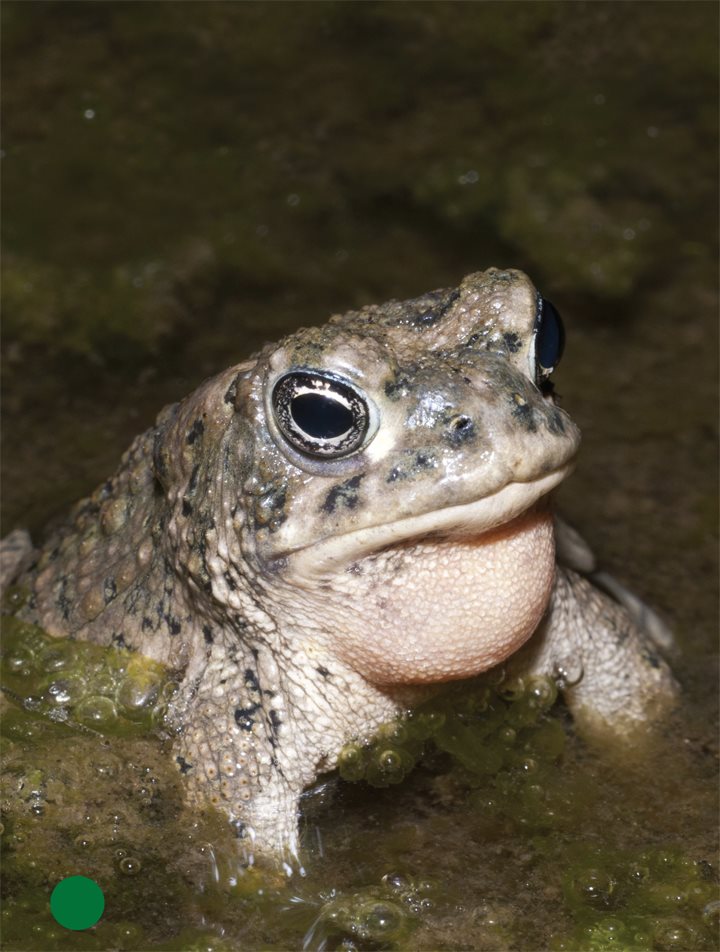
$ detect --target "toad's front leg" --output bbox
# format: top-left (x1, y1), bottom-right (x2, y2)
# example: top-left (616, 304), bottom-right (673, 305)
top-left (166, 637), bottom-right (405, 873)
top-left (508, 566), bottom-right (679, 739)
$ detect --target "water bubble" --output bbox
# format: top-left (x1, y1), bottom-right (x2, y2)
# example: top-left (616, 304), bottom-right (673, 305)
top-left (366, 749), bottom-right (407, 786)
top-left (357, 900), bottom-right (404, 940)
top-left (92, 671), bottom-right (119, 697)
top-left (117, 676), bottom-right (160, 719)
top-left (118, 856), bottom-right (142, 876)
top-left (652, 919), bottom-right (697, 951)
top-left (553, 658), bottom-right (584, 688)
top-left (627, 863), bottom-right (650, 883)
top-left (4, 647), bottom-right (35, 675)
top-left (46, 680), bottom-right (76, 705)
top-left (161, 681), bottom-right (180, 703)
top-left (377, 722), bottom-right (408, 745)
top-left (702, 899), bottom-right (720, 927)
top-left (525, 676), bottom-right (558, 711)
top-left (499, 727), bottom-right (517, 746)
top-left (338, 744), bottom-right (366, 782)
top-left (381, 872), bottom-right (409, 893)
top-left (75, 696), bottom-right (117, 728)
top-left (40, 644), bottom-right (74, 673)
top-left (570, 868), bottom-right (616, 906)
top-left (498, 678), bottom-right (525, 703)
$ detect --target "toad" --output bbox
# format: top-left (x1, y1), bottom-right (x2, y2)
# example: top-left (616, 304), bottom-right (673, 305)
top-left (1, 268), bottom-right (676, 871)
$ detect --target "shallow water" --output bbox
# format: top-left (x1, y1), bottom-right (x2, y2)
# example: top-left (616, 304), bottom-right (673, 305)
top-left (2, 3), bottom-right (718, 950)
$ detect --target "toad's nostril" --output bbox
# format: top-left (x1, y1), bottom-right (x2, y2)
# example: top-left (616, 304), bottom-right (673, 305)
top-left (446, 414), bottom-right (475, 445)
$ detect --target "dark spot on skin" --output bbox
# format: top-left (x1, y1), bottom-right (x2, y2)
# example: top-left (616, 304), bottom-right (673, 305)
top-left (125, 587), bottom-right (143, 615)
top-left (152, 433), bottom-right (169, 485)
top-left (202, 625), bottom-right (213, 644)
top-left (411, 288), bottom-right (461, 327)
top-left (387, 452), bottom-right (436, 482)
top-left (245, 669), bottom-right (261, 692)
top-left (186, 418), bottom-right (205, 445)
top-left (224, 373), bottom-right (242, 405)
top-left (176, 755), bottom-right (193, 774)
top-left (141, 616), bottom-right (154, 632)
top-left (511, 396), bottom-right (537, 432)
top-left (503, 332), bottom-right (522, 353)
top-left (57, 578), bottom-right (71, 621)
top-left (642, 648), bottom-right (661, 669)
top-left (269, 709), bottom-right (282, 733)
top-left (111, 631), bottom-right (127, 648)
top-left (222, 442), bottom-right (233, 477)
top-left (384, 376), bottom-right (409, 399)
top-left (103, 577), bottom-right (117, 604)
top-left (224, 571), bottom-right (237, 592)
top-left (182, 499), bottom-right (193, 516)
top-left (235, 703), bottom-right (260, 731)
top-left (167, 616), bottom-right (182, 636)
top-left (546, 410), bottom-right (566, 435)
top-left (187, 463), bottom-right (200, 496)
top-left (316, 666), bottom-right (331, 679)
top-left (100, 480), bottom-right (114, 500)
top-left (322, 474), bottom-right (364, 514)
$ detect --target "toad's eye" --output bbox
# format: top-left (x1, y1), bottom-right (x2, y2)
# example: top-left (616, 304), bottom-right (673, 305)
top-left (534, 296), bottom-right (565, 382)
top-left (271, 371), bottom-right (370, 459)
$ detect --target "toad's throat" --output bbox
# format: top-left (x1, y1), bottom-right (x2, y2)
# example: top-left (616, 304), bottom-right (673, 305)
top-left (284, 464), bottom-right (572, 587)
top-left (310, 503), bottom-right (558, 685)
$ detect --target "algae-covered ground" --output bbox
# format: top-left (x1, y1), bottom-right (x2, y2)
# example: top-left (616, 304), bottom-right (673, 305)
top-left (2, 3), bottom-right (718, 950)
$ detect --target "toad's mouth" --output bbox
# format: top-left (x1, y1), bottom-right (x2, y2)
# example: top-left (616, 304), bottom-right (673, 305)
top-left (283, 463), bottom-right (573, 586)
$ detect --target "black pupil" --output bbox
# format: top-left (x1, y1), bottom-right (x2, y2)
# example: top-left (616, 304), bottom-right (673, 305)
top-left (291, 392), bottom-right (353, 439)
top-left (536, 298), bottom-right (565, 372)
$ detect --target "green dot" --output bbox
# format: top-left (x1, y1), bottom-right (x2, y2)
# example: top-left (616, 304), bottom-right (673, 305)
top-left (50, 876), bottom-right (104, 930)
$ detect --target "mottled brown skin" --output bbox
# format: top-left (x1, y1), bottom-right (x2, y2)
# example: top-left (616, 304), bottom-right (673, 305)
top-left (3, 269), bottom-right (677, 871)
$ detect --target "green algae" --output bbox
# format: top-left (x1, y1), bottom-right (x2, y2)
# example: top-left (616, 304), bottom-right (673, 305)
top-left (330, 676), bottom-right (719, 950)
top-left (1, 617), bottom-right (173, 737)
